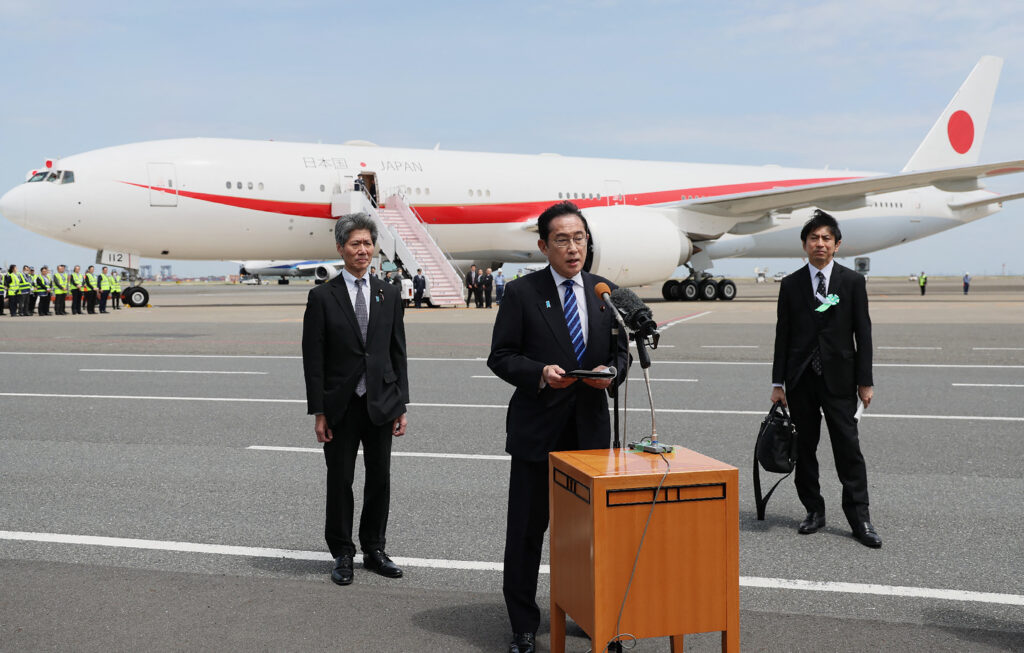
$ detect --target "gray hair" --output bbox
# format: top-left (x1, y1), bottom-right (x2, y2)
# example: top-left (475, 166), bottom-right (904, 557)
top-left (335, 213), bottom-right (378, 248)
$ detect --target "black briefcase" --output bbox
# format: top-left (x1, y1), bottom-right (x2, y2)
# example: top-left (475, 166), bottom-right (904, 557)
top-left (753, 401), bottom-right (798, 520)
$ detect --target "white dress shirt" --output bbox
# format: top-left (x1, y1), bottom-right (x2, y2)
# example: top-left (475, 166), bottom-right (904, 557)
top-left (341, 267), bottom-right (371, 308)
top-left (808, 260), bottom-right (835, 303)
top-left (550, 267), bottom-right (588, 346)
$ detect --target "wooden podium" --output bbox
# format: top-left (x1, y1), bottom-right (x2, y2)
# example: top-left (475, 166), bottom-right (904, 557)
top-left (549, 447), bottom-right (739, 652)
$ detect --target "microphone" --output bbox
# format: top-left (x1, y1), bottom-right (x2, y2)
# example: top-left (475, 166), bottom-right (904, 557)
top-left (594, 282), bottom-right (627, 331)
top-left (609, 287), bottom-right (659, 340)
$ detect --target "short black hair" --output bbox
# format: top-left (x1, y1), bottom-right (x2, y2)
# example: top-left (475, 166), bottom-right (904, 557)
top-left (335, 212), bottom-right (378, 247)
top-left (537, 201), bottom-right (588, 241)
top-left (800, 209), bottom-right (842, 243)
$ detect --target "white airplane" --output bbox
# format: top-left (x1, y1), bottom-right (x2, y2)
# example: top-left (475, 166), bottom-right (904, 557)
top-left (3, 56), bottom-right (1023, 306)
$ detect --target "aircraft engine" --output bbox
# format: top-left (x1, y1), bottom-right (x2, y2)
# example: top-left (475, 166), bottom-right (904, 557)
top-left (581, 206), bottom-right (692, 287)
top-left (314, 264), bottom-right (342, 282)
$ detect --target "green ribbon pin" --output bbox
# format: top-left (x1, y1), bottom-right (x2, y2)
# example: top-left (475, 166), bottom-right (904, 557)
top-left (816, 294), bottom-right (840, 312)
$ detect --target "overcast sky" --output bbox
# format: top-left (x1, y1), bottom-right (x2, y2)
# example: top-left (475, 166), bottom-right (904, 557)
top-left (2, 1), bottom-right (1023, 278)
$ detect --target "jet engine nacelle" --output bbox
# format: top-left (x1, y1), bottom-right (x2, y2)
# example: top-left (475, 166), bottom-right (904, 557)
top-left (314, 264), bottom-right (342, 282)
top-left (581, 206), bottom-right (692, 287)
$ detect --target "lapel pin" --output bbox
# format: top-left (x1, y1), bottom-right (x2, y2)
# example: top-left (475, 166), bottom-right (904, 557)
top-left (545, 300), bottom-right (551, 308)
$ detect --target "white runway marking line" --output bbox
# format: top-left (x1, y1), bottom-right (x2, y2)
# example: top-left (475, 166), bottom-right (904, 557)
top-left (1, 394), bottom-right (1023, 421)
top-left (658, 311), bottom-right (712, 330)
top-left (0, 351), bottom-right (301, 359)
top-left (972, 347), bottom-right (1024, 351)
top-left (79, 368), bottom-right (268, 375)
top-left (1, 530), bottom-right (1021, 607)
top-left (701, 345), bottom-right (759, 349)
top-left (877, 346), bottom-right (942, 350)
top-left (248, 445), bottom-right (510, 460)
top-left (952, 383), bottom-right (1024, 388)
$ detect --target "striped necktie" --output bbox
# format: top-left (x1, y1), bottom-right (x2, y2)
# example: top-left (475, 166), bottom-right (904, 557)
top-left (354, 278), bottom-right (368, 395)
top-left (811, 271), bottom-right (825, 375)
top-left (562, 280), bottom-right (585, 366)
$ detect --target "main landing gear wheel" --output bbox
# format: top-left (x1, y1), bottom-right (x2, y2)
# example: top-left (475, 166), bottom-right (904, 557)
top-left (661, 280), bottom-right (679, 301)
top-left (698, 279), bottom-right (719, 300)
top-left (717, 279), bottom-right (737, 301)
top-left (123, 286), bottom-right (149, 307)
top-left (680, 279), bottom-right (698, 301)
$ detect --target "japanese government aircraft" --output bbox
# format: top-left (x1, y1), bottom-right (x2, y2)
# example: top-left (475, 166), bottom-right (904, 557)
top-left (2, 56), bottom-right (1023, 306)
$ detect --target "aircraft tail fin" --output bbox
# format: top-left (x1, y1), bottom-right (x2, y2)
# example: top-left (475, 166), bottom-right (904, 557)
top-left (902, 56), bottom-right (1002, 173)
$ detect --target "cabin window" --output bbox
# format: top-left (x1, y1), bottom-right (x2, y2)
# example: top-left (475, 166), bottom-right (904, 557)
top-left (258, 182), bottom-right (264, 190)
top-left (300, 184), bottom-right (305, 191)
top-left (247, 182), bottom-right (253, 190)
top-left (226, 181), bottom-right (231, 189)
top-left (320, 184), bottom-right (325, 192)
top-left (236, 182), bottom-right (242, 189)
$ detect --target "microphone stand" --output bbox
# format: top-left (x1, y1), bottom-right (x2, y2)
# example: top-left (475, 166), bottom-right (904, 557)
top-left (608, 320), bottom-right (622, 450)
top-left (633, 328), bottom-right (670, 454)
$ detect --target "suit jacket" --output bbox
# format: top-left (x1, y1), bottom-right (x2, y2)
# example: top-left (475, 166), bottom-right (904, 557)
top-left (302, 273), bottom-right (409, 427)
top-left (480, 273), bottom-right (493, 290)
top-left (488, 267), bottom-right (630, 461)
top-left (772, 262), bottom-right (872, 395)
top-left (413, 275), bottom-right (426, 291)
top-left (465, 270), bottom-right (478, 288)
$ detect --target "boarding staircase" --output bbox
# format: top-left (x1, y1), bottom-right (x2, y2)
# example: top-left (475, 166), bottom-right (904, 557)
top-left (331, 190), bottom-right (465, 306)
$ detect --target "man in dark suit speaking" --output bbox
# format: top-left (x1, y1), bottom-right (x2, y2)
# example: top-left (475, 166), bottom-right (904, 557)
top-left (302, 213), bottom-right (410, 586)
top-left (488, 201), bottom-right (629, 653)
top-left (771, 210), bottom-right (880, 548)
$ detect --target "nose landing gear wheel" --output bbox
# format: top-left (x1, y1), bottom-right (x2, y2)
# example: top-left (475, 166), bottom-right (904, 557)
top-left (124, 286), bottom-right (150, 307)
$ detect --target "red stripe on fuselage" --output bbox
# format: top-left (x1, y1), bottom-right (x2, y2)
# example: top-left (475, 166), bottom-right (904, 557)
top-left (121, 176), bottom-right (856, 225)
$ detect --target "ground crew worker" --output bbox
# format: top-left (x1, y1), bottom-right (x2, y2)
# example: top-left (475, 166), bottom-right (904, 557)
top-left (98, 266), bottom-right (111, 313)
top-left (4, 264), bottom-right (17, 316)
top-left (35, 266), bottom-right (53, 315)
top-left (20, 266), bottom-right (34, 315)
top-left (110, 270), bottom-right (122, 310)
top-left (70, 265), bottom-right (84, 314)
top-left (0, 264), bottom-right (6, 316)
top-left (84, 265), bottom-right (98, 314)
top-left (919, 270), bottom-right (927, 296)
top-left (52, 264), bottom-right (69, 315)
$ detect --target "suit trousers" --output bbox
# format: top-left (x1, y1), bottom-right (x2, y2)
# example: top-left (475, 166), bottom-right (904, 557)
top-left (323, 393), bottom-right (393, 558)
top-left (37, 295), bottom-right (51, 316)
top-left (504, 422), bottom-right (578, 634)
top-left (788, 370), bottom-right (870, 529)
top-left (54, 295), bottom-right (67, 315)
top-left (71, 289), bottom-right (82, 314)
top-left (86, 291), bottom-right (97, 314)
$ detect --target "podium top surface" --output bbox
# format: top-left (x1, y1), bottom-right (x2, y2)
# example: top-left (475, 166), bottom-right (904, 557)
top-left (551, 447), bottom-right (737, 478)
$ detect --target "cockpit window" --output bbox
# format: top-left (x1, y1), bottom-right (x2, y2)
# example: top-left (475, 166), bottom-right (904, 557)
top-left (26, 170), bottom-right (74, 183)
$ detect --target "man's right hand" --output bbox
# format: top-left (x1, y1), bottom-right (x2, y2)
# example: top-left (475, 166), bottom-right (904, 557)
top-left (770, 386), bottom-right (787, 407)
top-left (314, 414), bottom-right (333, 443)
top-left (542, 364), bottom-right (577, 389)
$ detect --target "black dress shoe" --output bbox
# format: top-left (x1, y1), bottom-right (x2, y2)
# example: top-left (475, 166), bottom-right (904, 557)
top-left (509, 632), bottom-right (535, 653)
top-left (853, 521), bottom-right (882, 548)
top-left (797, 511), bottom-right (826, 534)
top-left (331, 554), bottom-right (353, 585)
top-left (363, 549), bottom-right (403, 578)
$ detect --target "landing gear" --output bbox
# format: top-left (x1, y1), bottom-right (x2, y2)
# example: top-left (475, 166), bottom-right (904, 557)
top-left (123, 286), bottom-right (149, 307)
top-left (277, 278), bottom-right (289, 285)
top-left (661, 268), bottom-right (736, 301)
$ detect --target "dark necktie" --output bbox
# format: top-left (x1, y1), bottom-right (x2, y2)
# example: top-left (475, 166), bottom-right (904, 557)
top-left (354, 278), bottom-right (368, 395)
top-left (562, 280), bottom-right (585, 366)
top-left (811, 271), bottom-right (825, 375)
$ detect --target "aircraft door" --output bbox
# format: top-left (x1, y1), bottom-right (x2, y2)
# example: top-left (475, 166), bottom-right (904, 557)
top-left (357, 172), bottom-right (379, 207)
top-left (604, 180), bottom-right (624, 206)
top-left (147, 163), bottom-right (177, 207)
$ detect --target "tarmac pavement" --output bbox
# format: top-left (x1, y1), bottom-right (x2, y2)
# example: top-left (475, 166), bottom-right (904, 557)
top-left (1, 277), bottom-right (1022, 652)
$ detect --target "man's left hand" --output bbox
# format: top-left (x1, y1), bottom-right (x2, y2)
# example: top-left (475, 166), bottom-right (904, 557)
top-left (393, 413), bottom-right (408, 437)
top-left (858, 385), bottom-right (873, 408)
top-left (581, 365), bottom-right (614, 389)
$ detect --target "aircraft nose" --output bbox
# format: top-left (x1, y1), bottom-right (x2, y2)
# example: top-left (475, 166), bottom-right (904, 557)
top-left (0, 185), bottom-right (27, 226)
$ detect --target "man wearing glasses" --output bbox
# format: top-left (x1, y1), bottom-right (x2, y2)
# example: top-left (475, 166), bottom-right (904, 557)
top-left (488, 201), bottom-right (629, 653)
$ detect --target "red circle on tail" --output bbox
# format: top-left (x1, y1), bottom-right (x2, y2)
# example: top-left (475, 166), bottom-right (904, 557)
top-left (947, 110), bottom-right (974, 154)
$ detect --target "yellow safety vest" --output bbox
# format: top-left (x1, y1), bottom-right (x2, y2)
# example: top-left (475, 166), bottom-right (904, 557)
top-left (18, 273), bottom-right (31, 294)
top-left (85, 273), bottom-right (97, 290)
top-left (110, 274), bottom-right (122, 292)
top-left (53, 272), bottom-right (68, 295)
top-left (71, 272), bottom-right (84, 289)
top-left (99, 274), bottom-right (111, 292)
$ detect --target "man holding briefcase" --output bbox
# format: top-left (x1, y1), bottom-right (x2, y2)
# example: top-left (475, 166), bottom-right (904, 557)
top-left (770, 210), bottom-right (881, 548)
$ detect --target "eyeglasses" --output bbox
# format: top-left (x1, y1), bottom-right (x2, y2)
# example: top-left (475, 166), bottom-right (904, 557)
top-left (550, 233), bottom-right (588, 249)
